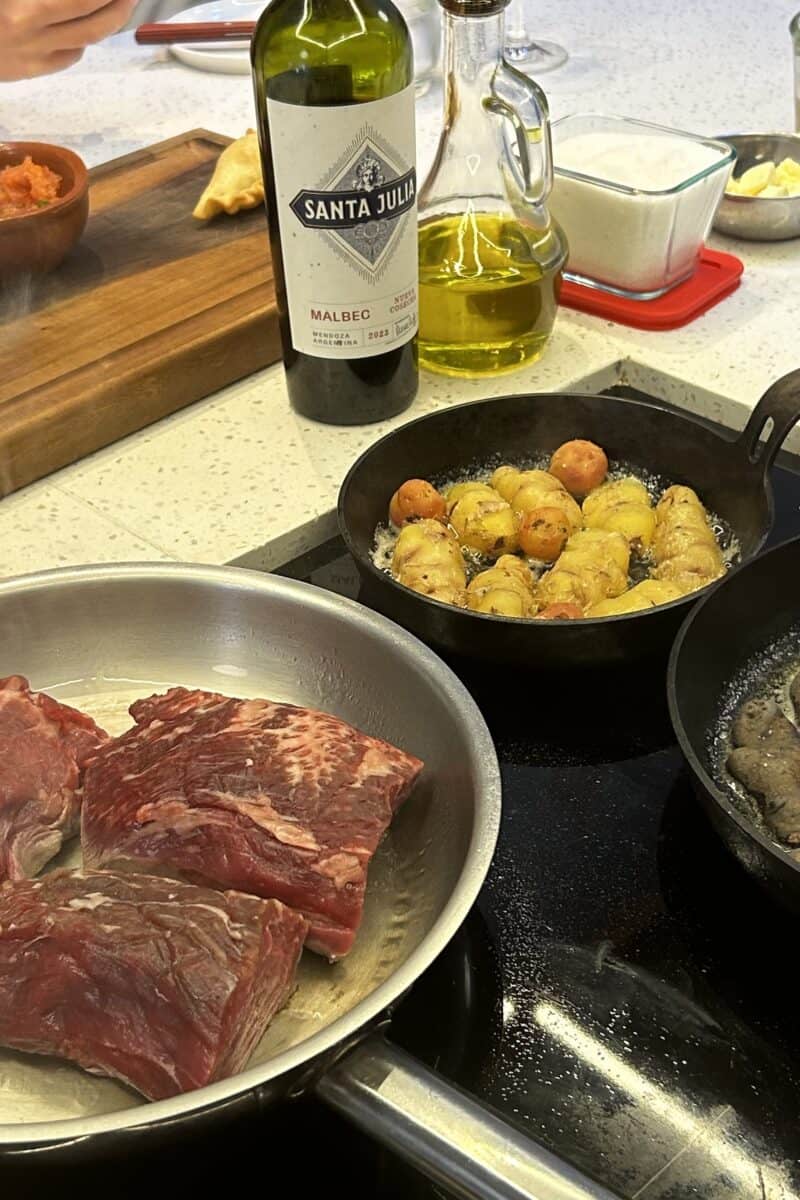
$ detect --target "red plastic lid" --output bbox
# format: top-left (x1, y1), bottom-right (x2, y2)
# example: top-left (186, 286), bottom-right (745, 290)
top-left (559, 248), bottom-right (744, 331)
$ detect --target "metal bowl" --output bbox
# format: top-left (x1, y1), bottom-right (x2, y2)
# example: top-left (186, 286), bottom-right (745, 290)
top-left (713, 132), bottom-right (800, 241)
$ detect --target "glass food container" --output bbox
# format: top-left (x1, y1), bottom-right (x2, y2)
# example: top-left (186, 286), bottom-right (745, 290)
top-left (550, 113), bottom-right (735, 299)
top-left (417, 0), bottom-right (567, 378)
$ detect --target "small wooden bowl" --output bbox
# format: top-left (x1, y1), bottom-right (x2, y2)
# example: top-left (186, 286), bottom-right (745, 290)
top-left (0, 141), bottom-right (89, 278)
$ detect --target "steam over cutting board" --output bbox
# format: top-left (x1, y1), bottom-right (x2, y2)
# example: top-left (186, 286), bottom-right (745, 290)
top-left (0, 131), bottom-right (280, 499)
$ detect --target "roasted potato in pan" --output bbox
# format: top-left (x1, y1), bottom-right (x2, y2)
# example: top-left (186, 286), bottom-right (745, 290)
top-left (380, 438), bottom-right (728, 621)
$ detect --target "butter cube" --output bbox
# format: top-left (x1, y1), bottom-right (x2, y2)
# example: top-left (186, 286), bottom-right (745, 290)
top-left (774, 158), bottom-right (800, 187)
top-left (737, 162), bottom-right (776, 195)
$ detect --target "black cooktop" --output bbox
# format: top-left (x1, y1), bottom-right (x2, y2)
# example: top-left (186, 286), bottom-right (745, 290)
top-left (8, 395), bottom-right (800, 1200)
top-left (270, 459), bottom-right (800, 1200)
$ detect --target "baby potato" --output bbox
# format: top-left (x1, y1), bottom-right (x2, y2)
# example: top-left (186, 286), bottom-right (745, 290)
top-left (535, 528), bottom-right (629, 611)
top-left (535, 568), bottom-right (585, 611)
top-left (518, 506), bottom-right (571, 561)
top-left (513, 483), bottom-right (582, 532)
top-left (588, 592), bottom-right (648, 618)
top-left (652, 482), bottom-right (724, 595)
top-left (490, 466), bottom-right (523, 503)
top-left (657, 572), bottom-right (718, 598)
top-left (469, 587), bottom-right (529, 618)
top-left (586, 577), bottom-right (682, 618)
top-left (389, 479), bottom-right (447, 527)
top-left (565, 528), bottom-right (631, 574)
top-left (535, 602), bottom-right (583, 620)
top-left (653, 543), bottom-right (724, 589)
top-left (449, 489), bottom-right (518, 558)
top-left (538, 562), bottom-right (626, 610)
top-left (467, 561), bottom-right (531, 597)
top-left (582, 477), bottom-right (650, 521)
top-left (581, 478), bottom-right (655, 549)
top-left (468, 557), bottom-right (536, 617)
top-left (445, 481), bottom-right (496, 512)
top-left (591, 501), bottom-right (657, 549)
top-left (491, 467), bottom-right (562, 505)
top-left (567, 561), bottom-right (627, 608)
top-left (549, 439), bottom-right (609, 497)
top-left (653, 516), bottom-right (717, 563)
top-left (492, 553), bottom-right (536, 590)
top-left (631, 579), bottom-right (684, 605)
top-left (654, 484), bottom-right (704, 522)
top-left (392, 519), bottom-right (467, 607)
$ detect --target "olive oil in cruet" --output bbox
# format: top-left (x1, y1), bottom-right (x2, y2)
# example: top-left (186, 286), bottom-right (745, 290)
top-left (417, 0), bottom-right (567, 377)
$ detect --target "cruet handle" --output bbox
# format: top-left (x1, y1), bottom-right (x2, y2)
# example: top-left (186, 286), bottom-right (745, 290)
top-left (485, 65), bottom-right (554, 206)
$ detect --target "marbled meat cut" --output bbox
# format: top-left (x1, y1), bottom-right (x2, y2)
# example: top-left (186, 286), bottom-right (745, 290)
top-left (81, 688), bottom-right (423, 959)
top-left (0, 869), bottom-right (307, 1100)
top-left (0, 676), bottom-right (108, 881)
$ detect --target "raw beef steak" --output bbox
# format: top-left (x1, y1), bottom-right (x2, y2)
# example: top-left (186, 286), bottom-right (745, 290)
top-left (0, 869), bottom-right (307, 1100)
top-left (81, 688), bottom-right (423, 958)
top-left (0, 675), bottom-right (108, 881)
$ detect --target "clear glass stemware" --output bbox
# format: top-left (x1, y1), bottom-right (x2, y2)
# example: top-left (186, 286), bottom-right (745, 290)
top-left (504, 0), bottom-right (567, 74)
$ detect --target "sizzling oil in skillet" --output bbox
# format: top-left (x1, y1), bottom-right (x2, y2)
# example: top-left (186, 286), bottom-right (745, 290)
top-left (372, 456), bottom-right (739, 599)
top-left (711, 629), bottom-right (800, 858)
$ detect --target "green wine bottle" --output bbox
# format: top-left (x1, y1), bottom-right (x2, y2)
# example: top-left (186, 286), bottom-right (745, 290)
top-left (251, 0), bottom-right (419, 425)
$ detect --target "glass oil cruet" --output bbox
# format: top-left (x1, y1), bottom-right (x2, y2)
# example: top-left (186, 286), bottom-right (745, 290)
top-left (417, 0), bottom-right (568, 377)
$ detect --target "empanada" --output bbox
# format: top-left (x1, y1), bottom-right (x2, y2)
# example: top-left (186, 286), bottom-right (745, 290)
top-left (194, 130), bottom-right (264, 220)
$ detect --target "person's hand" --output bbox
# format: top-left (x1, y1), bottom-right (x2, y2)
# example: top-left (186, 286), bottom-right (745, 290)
top-left (1, 0), bottom-right (138, 82)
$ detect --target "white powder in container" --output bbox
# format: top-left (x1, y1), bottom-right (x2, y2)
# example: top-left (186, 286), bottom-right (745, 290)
top-left (550, 116), bottom-right (734, 297)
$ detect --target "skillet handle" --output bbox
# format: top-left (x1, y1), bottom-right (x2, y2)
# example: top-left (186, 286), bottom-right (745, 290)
top-left (732, 368), bottom-right (800, 474)
top-left (316, 1034), bottom-right (619, 1200)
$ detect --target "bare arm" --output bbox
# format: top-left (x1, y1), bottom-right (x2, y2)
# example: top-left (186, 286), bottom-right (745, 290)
top-left (0, 0), bottom-right (138, 81)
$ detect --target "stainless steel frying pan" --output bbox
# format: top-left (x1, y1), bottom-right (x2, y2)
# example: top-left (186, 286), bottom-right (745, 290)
top-left (0, 564), bottom-right (617, 1200)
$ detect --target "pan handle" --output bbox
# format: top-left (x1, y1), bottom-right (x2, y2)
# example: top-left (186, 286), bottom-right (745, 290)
top-left (316, 1034), bottom-right (619, 1200)
top-left (732, 368), bottom-right (800, 474)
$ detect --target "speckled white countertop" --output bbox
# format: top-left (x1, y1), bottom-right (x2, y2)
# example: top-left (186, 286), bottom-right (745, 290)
top-left (2, 0), bottom-right (799, 577)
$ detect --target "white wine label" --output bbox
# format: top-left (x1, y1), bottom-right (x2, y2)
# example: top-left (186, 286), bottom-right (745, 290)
top-left (266, 87), bottom-right (418, 360)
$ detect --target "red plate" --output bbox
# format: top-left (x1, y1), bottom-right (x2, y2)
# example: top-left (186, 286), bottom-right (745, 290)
top-left (560, 248), bottom-right (744, 331)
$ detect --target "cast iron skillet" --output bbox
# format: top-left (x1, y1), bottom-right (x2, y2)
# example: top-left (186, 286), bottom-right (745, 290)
top-left (668, 535), bottom-right (800, 910)
top-left (338, 370), bottom-right (800, 669)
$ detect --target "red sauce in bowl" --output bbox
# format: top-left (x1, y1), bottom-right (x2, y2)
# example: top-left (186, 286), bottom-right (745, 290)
top-left (0, 156), bottom-right (62, 219)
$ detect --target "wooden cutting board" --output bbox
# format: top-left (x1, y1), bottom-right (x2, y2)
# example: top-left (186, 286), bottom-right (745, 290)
top-left (0, 130), bottom-right (280, 498)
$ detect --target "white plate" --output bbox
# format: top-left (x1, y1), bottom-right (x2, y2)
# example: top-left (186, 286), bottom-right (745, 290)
top-left (166, 0), bottom-right (267, 75)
